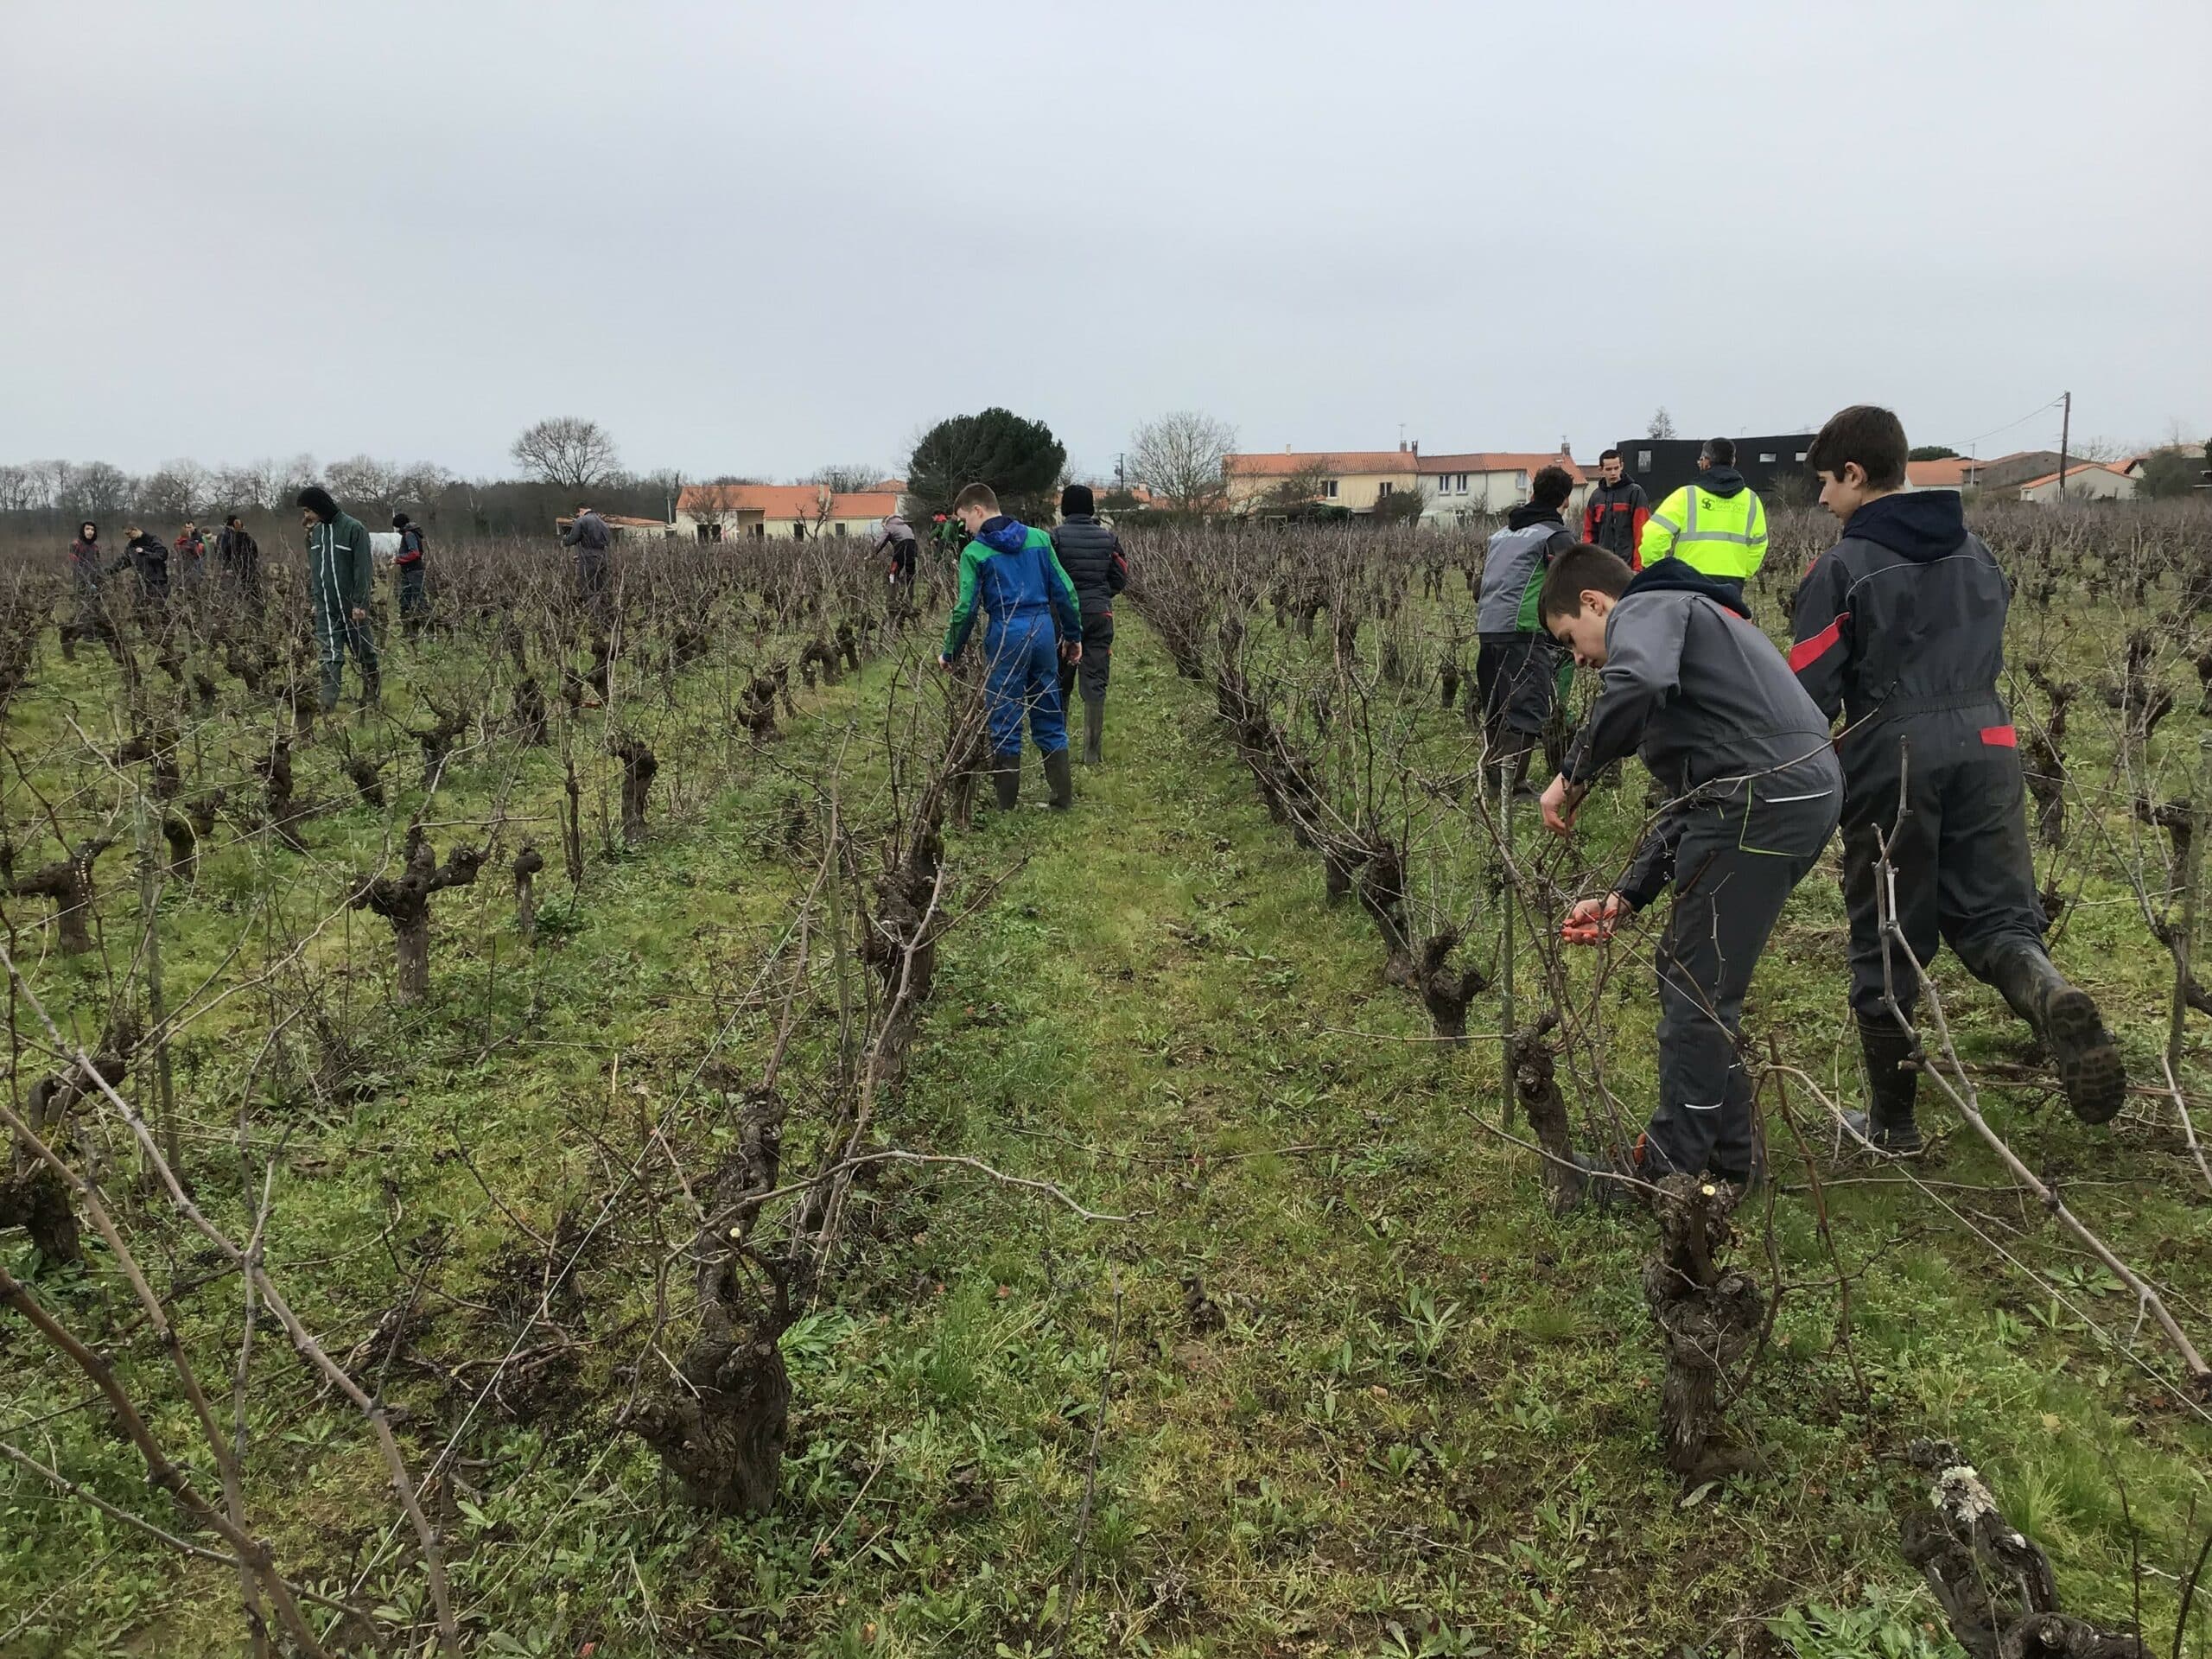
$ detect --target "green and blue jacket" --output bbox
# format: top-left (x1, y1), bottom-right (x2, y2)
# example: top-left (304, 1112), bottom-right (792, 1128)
top-left (941, 516), bottom-right (1084, 660)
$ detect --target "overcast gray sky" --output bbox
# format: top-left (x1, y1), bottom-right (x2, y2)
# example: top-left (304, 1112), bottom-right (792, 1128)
top-left (7, 0), bottom-right (2207, 484)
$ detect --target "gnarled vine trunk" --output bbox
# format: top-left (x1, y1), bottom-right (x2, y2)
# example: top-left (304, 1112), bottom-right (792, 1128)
top-left (636, 1088), bottom-right (792, 1515)
top-left (1642, 1174), bottom-right (1764, 1484)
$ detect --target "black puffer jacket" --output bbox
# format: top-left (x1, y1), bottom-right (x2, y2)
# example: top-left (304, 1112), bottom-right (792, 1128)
top-left (1048, 515), bottom-right (1128, 611)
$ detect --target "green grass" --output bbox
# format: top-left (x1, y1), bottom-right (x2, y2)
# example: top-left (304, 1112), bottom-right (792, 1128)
top-left (3, 607), bottom-right (2210, 1657)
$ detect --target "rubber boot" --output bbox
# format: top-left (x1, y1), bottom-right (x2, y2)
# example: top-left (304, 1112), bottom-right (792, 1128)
top-left (1082, 695), bottom-right (1104, 766)
top-left (1558, 1141), bottom-right (1651, 1215)
top-left (1506, 737), bottom-right (1538, 799)
top-left (1044, 747), bottom-right (1073, 811)
top-left (992, 755), bottom-right (1020, 811)
top-left (1985, 944), bottom-right (2126, 1124)
top-left (1842, 1019), bottom-right (1923, 1154)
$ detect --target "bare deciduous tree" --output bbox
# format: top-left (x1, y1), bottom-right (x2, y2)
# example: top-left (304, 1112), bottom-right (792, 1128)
top-left (807, 462), bottom-right (887, 494)
top-left (510, 417), bottom-right (621, 491)
top-left (1129, 410), bottom-right (1237, 512)
top-left (137, 460), bottom-right (213, 520)
top-left (321, 455), bottom-right (405, 512)
top-left (1647, 407), bottom-right (1677, 439)
top-left (60, 461), bottom-right (135, 518)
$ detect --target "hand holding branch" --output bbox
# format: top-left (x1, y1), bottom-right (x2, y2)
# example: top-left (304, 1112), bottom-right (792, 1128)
top-left (1540, 772), bottom-right (1586, 836)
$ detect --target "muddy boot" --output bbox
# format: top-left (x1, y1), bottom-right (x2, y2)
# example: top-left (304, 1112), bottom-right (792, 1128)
top-left (1986, 944), bottom-right (2126, 1124)
top-left (992, 755), bottom-right (1020, 811)
top-left (1842, 1019), bottom-right (1923, 1154)
top-left (1082, 695), bottom-right (1104, 766)
top-left (1044, 747), bottom-right (1073, 811)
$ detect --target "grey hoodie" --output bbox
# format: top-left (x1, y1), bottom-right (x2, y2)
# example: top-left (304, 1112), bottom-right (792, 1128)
top-left (1564, 566), bottom-right (1840, 906)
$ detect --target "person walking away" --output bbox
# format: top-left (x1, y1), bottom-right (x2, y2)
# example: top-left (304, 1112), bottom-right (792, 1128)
top-left (1638, 437), bottom-right (1769, 599)
top-left (298, 486), bottom-right (380, 710)
top-left (216, 514), bottom-right (261, 596)
top-left (562, 501), bottom-right (612, 618)
top-left (1048, 485), bottom-right (1128, 765)
top-left (874, 511), bottom-right (919, 601)
top-left (1475, 465), bottom-right (1578, 795)
top-left (937, 482), bottom-right (1084, 810)
top-left (1537, 544), bottom-right (1840, 1203)
top-left (119, 524), bottom-right (170, 607)
top-left (1582, 448), bottom-right (1650, 569)
top-left (65, 522), bottom-right (124, 660)
top-left (1791, 404), bottom-right (2124, 1149)
top-left (392, 511), bottom-right (430, 634)
top-left (172, 522), bottom-right (208, 589)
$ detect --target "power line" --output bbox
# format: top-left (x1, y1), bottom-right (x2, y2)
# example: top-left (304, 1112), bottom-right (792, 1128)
top-left (1961, 395), bottom-right (2068, 454)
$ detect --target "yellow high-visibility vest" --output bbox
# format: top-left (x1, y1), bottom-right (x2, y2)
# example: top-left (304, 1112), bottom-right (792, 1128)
top-left (1640, 482), bottom-right (1769, 578)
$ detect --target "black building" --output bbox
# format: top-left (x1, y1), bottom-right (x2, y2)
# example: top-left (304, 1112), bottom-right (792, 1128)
top-left (1614, 435), bottom-right (1818, 505)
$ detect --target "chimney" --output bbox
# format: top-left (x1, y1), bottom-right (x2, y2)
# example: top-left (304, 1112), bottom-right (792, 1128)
top-left (1398, 440), bottom-right (1408, 453)
top-left (1560, 440), bottom-right (1573, 461)
top-left (1284, 443), bottom-right (1293, 454)
top-left (1411, 440), bottom-right (1418, 457)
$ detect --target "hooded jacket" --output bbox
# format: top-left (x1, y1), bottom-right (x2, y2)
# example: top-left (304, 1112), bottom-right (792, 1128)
top-left (1641, 466), bottom-right (1770, 579)
top-left (69, 533), bottom-right (108, 592)
top-left (1789, 488), bottom-right (2009, 749)
top-left (1565, 559), bottom-right (1840, 906)
top-left (123, 531), bottom-right (170, 596)
top-left (216, 524), bottom-right (259, 575)
top-left (1047, 514), bottom-right (1128, 610)
top-left (1478, 503), bottom-right (1576, 635)
top-left (307, 509), bottom-right (375, 626)
top-left (941, 516), bottom-right (1084, 662)
top-left (873, 513), bottom-right (917, 552)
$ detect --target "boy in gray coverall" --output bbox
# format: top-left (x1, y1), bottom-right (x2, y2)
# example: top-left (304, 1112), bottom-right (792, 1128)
top-left (1536, 544), bottom-right (1841, 1200)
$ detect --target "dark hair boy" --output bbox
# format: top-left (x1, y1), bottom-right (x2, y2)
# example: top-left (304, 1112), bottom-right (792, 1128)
top-left (1537, 544), bottom-right (1841, 1202)
top-left (1791, 404), bottom-right (2123, 1150)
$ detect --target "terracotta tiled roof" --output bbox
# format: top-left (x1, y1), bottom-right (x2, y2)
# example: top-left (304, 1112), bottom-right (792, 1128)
top-left (1904, 457), bottom-right (1980, 488)
top-left (1224, 450), bottom-right (1420, 478)
top-left (602, 514), bottom-right (671, 529)
top-left (678, 485), bottom-right (900, 520)
top-left (2015, 462), bottom-right (2130, 491)
top-left (1416, 451), bottom-right (1586, 486)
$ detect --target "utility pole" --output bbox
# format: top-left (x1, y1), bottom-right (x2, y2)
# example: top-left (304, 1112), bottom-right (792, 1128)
top-left (2057, 390), bottom-right (2071, 501)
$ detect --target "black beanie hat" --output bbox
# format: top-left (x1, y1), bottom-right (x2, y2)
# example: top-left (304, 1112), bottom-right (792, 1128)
top-left (1060, 483), bottom-right (1094, 517)
top-left (391, 511), bottom-right (410, 528)
top-left (297, 485), bottom-right (339, 523)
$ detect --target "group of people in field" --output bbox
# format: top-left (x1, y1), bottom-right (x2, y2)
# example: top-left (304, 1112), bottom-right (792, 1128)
top-left (930, 408), bottom-right (2124, 1185)
top-left (1486, 408), bottom-right (2123, 1192)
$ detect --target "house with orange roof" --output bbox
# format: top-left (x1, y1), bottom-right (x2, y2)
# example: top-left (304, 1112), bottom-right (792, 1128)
top-left (676, 484), bottom-right (903, 542)
top-left (1904, 455), bottom-right (1985, 493)
top-left (1418, 448), bottom-right (1589, 519)
top-left (2015, 462), bottom-right (2138, 505)
top-left (1222, 444), bottom-right (1422, 515)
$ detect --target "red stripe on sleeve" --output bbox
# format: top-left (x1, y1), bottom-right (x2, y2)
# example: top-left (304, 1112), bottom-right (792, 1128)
top-left (1787, 611), bottom-right (1850, 673)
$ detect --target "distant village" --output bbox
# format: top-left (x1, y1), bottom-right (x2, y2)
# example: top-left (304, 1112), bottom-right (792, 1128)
top-left (632, 435), bottom-right (2203, 545)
